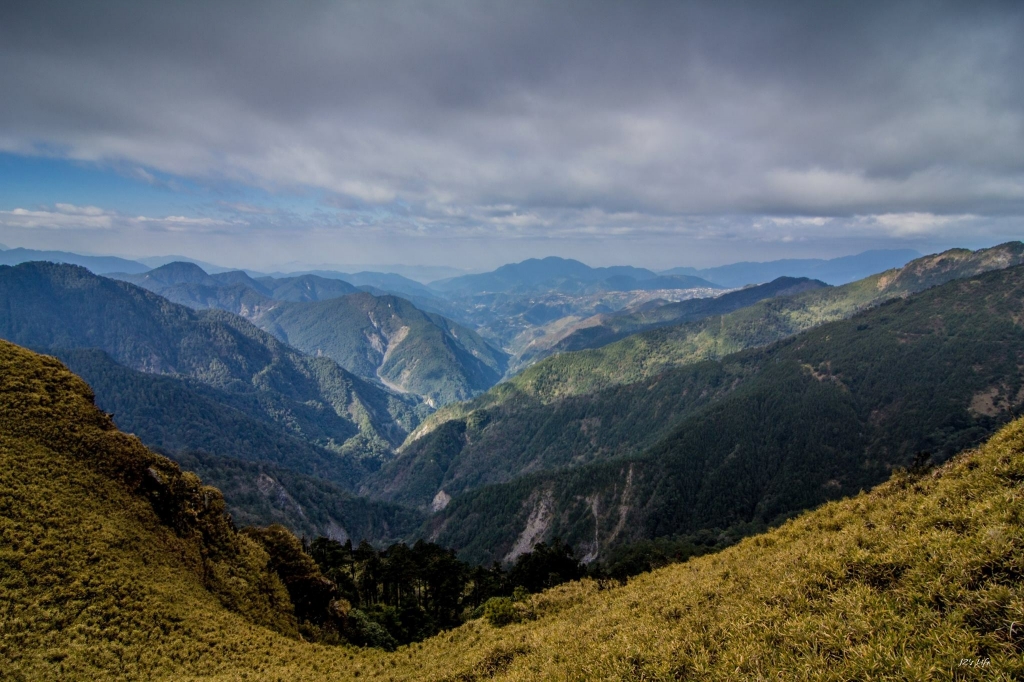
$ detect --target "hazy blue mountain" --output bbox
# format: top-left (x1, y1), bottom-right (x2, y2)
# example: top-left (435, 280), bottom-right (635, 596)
top-left (0, 247), bottom-right (149, 274)
top-left (268, 263), bottom-right (469, 283)
top-left (264, 269), bottom-right (436, 300)
top-left (122, 260), bottom-right (219, 287)
top-left (135, 254), bottom-right (238, 274)
top-left (662, 249), bottom-right (921, 287)
top-left (429, 256), bottom-right (718, 295)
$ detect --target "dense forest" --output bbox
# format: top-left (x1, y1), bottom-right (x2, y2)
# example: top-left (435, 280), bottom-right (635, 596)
top-left (414, 264), bottom-right (1024, 562)
top-left (381, 244), bottom-right (1024, 510)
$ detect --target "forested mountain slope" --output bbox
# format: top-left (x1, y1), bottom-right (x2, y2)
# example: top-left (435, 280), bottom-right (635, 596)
top-left (420, 264), bottom-right (1024, 563)
top-left (59, 348), bottom-right (369, 484)
top-left (410, 242), bottom-right (1024, 444)
top-left (114, 262), bottom-right (509, 405)
top-left (4, 336), bottom-right (1023, 679)
top-left (516, 275), bottom-right (827, 367)
top-left (0, 262), bottom-right (422, 462)
top-left (55, 348), bottom-right (425, 545)
top-left (380, 245), bottom-right (1024, 512)
top-left (256, 292), bottom-right (509, 406)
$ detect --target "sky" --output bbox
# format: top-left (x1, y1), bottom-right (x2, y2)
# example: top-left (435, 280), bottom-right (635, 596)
top-left (0, 0), bottom-right (1022, 271)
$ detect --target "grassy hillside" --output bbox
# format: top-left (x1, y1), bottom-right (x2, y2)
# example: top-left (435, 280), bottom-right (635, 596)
top-left (4, 335), bottom-right (1023, 678)
top-left (0, 340), bottom-right (301, 678)
top-left (0, 262), bottom-right (423, 461)
top-left (257, 292), bottom-right (508, 406)
top-left (378, 264), bottom-right (1024, 562)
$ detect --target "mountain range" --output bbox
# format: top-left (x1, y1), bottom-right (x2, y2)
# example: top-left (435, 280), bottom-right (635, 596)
top-left (112, 261), bottom-right (509, 405)
top-left (404, 261), bottom-right (1024, 563)
top-left (0, 262), bottom-right (422, 464)
top-left (512, 275), bottom-right (828, 368)
top-left (431, 256), bottom-right (720, 295)
top-left (2, 243), bottom-right (1021, 564)
top-left (375, 244), bottom-right (1024, 553)
top-left (662, 248), bottom-right (922, 287)
top-left (0, 246), bottom-right (149, 274)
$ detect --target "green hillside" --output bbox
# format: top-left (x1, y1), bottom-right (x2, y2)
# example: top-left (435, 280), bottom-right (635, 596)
top-left (57, 348), bottom-right (369, 485)
top-left (390, 243), bottom-right (1024, 502)
top-left (3, 335), bottom-right (1023, 679)
top-left (0, 262), bottom-right (422, 462)
top-left (257, 292), bottom-right (508, 406)
top-left (51, 348), bottom-right (424, 543)
top-left (516, 275), bottom-right (828, 366)
top-left (116, 262), bottom-right (509, 406)
top-left (499, 241), bottom-right (1024, 406)
top-left (379, 264), bottom-right (1024, 565)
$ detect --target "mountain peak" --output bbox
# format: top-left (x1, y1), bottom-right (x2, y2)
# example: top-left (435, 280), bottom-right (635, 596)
top-left (141, 260), bottom-right (214, 286)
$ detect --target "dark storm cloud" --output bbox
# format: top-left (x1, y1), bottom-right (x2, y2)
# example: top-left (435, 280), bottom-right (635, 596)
top-left (1, 0), bottom-right (1023, 251)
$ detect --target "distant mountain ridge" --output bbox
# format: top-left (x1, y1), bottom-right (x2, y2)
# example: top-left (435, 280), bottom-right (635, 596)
top-left (663, 248), bottom-right (921, 287)
top-left (430, 256), bottom-right (720, 295)
top-left (256, 292), bottom-right (509, 406)
top-left (0, 246), bottom-right (149, 274)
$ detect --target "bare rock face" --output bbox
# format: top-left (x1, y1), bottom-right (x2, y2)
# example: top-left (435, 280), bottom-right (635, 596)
top-left (430, 489), bottom-right (452, 512)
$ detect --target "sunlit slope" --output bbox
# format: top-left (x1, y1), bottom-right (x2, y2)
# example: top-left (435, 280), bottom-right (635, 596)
top-left (0, 339), bottom-right (299, 679)
top-left (2, 337), bottom-right (1023, 679)
top-left (256, 292), bottom-right (508, 406)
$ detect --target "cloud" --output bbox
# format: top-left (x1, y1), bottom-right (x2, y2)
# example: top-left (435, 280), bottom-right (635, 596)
top-left (0, 1), bottom-right (1022, 265)
top-left (0, 205), bottom-right (115, 230)
top-left (0, 203), bottom-right (246, 234)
